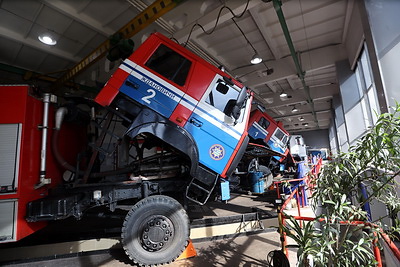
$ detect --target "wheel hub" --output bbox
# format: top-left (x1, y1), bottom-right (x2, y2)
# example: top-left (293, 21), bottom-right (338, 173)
top-left (141, 215), bottom-right (173, 251)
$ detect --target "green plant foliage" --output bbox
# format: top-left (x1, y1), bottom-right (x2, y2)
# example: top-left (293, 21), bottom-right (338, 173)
top-left (284, 103), bottom-right (400, 267)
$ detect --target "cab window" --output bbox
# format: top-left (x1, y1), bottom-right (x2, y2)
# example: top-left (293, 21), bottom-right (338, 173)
top-left (205, 81), bottom-right (239, 113)
top-left (274, 128), bottom-right (288, 144)
top-left (258, 117), bottom-right (270, 130)
top-left (145, 44), bottom-right (192, 86)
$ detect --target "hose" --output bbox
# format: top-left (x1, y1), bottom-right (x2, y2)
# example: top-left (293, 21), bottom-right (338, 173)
top-left (51, 129), bottom-right (84, 175)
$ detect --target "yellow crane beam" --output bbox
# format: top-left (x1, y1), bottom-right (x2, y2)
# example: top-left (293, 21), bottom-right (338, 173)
top-left (55, 0), bottom-right (179, 87)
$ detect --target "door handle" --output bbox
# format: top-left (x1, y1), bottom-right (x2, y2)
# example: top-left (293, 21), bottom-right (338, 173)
top-left (190, 118), bottom-right (203, 127)
top-left (125, 79), bottom-right (139, 89)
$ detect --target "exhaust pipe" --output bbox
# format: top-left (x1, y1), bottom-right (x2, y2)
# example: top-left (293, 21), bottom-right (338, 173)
top-left (35, 93), bottom-right (53, 189)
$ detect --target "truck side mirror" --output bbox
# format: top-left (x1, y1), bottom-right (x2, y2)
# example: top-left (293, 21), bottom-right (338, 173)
top-left (223, 99), bottom-right (241, 121)
top-left (231, 104), bottom-right (242, 121)
top-left (223, 99), bottom-right (237, 117)
top-left (236, 86), bottom-right (247, 108)
top-left (224, 87), bottom-right (248, 121)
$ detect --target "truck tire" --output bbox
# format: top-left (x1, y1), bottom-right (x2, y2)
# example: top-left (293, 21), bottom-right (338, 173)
top-left (257, 165), bottom-right (273, 189)
top-left (121, 195), bottom-right (190, 266)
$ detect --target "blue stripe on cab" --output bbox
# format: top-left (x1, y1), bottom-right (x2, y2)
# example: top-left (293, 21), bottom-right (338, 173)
top-left (120, 74), bottom-right (179, 118)
top-left (185, 113), bottom-right (238, 174)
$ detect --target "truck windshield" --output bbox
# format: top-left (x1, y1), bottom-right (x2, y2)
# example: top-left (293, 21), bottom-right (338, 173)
top-left (273, 128), bottom-right (289, 148)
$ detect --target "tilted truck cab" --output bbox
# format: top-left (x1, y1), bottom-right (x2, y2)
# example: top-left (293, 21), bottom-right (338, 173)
top-left (0, 32), bottom-right (253, 266)
top-left (246, 109), bottom-right (309, 179)
top-left (248, 109), bottom-right (290, 160)
top-left (244, 109), bottom-right (290, 181)
top-left (96, 32), bottom-right (252, 204)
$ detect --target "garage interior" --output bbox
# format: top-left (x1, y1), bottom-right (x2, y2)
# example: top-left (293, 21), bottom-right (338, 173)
top-left (0, 0), bottom-right (400, 266)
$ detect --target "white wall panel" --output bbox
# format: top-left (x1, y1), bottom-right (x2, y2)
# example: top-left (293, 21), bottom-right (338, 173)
top-left (337, 123), bottom-right (348, 148)
top-left (345, 104), bottom-right (366, 144)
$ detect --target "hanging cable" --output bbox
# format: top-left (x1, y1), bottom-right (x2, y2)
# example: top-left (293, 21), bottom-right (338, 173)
top-left (231, 18), bottom-right (255, 53)
top-left (275, 80), bottom-right (285, 93)
top-left (183, 0), bottom-right (250, 46)
top-left (231, 16), bottom-right (273, 71)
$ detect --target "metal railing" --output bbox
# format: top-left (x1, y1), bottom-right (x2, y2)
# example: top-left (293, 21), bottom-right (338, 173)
top-left (274, 159), bottom-right (400, 266)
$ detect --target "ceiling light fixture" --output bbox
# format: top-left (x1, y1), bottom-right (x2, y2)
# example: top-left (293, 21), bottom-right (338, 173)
top-left (251, 53), bottom-right (262, 64)
top-left (38, 34), bottom-right (57, 45)
top-left (230, 18), bottom-right (266, 66)
top-left (277, 81), bottom-right (289, 98)
top-left (292, 106), bottom-right (299, 113)
top-left (280, 91), bottom-right (288, 98)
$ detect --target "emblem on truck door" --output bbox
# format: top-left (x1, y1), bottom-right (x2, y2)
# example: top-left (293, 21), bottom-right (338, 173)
top-left (209, 144), bottom-right (225, 160)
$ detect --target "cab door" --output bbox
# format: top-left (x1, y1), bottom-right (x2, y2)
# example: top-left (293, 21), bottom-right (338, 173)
top-left (119, 43), bottom-right (192, 119)
top-left (183, 74), bottom-right (248, 176)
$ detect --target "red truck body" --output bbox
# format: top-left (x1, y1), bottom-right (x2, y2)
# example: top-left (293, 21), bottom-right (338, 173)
top-left (0, 85), bottom-right (86, 242)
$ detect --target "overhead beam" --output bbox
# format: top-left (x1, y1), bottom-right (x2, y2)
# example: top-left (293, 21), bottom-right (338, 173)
top-left (260, 84), bottom-right (338, 109)
top-left (242, 44), bottom-right (347, 88)
top-left (128, 0), bottom-right (224, 70)
top-left (166, 0), bottom-right (259, 71)
top-left (341, 0), bottom-right (355, 44)
top-left (172, 1), bottom-right (259, 42)
top-left (24, 3), bottom-right (44, 39)
top-left (285, 124), bottom-right (330, 132)
top-left (249, 8), bottom-right (281, 59)
top-left (286, 77), bottom-right (297, 90)
top-left (266, 81), bottom-right (278, 93)
top-left (267, 0), bottom-right (344, 38)
top-left (42, 0), bottom-right (114, 36)
top-left (0, 63), bottom-right (98, 93)
top-left (273, 109), bottom-right (331, 121)
top-left (55, 0), bottom-right (179, 87)
top-left (101, 6), bottom-right (133, 29)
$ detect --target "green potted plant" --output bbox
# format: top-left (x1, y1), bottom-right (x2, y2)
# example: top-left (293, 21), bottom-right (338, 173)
top-left (284, 103), bottom-right (400, 267)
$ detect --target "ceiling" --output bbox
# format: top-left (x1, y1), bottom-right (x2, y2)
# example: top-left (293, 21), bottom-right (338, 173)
top-left (0, 0), bottom-right (354, 133)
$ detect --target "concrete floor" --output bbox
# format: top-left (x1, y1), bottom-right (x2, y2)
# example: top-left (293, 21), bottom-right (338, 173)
top-left (3, 231), bottom-right (298, 267)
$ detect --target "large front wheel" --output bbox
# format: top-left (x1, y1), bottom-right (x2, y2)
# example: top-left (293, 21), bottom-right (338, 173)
top-left (121, 195), bottom-right (190, 266)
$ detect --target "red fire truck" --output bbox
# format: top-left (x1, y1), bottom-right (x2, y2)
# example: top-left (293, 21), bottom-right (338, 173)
top-left (0, 32), bottom-right (254, 266)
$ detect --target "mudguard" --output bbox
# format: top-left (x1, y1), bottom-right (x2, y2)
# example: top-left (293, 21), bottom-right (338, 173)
top-left (126, 108), bottom-right (199, 177)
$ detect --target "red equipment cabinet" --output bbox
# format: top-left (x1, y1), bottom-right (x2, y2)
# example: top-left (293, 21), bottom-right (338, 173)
top-left (0, 85), bottom-right (82, 243)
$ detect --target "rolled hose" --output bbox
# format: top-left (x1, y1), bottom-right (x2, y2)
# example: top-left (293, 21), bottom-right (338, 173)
top-left (52, 107), bottom-right (81, 174)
